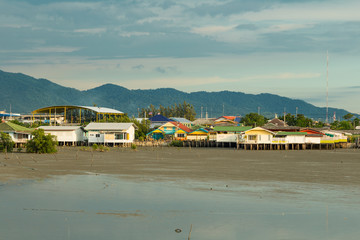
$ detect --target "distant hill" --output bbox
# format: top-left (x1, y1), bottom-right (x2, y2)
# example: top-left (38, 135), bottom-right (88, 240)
top-left (0, 69), bottom-right (354, 120)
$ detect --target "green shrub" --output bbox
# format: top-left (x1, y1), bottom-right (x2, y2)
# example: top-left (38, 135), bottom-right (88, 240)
top-left (131, 143), bottom-right (137, 150)
top-left (98, 145), bottom-right (109, 152)
top-left (26, 129), bottom-right (57, 153)
top-left (92, 144), bottom-right (98, 151)
top-left (169, 140), bottom-right (183, 147)
top-left (0, 132), bottom-right (15, 152)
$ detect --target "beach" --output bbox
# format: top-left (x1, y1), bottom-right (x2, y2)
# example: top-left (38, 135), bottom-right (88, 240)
top-left (1, 147), bottom-right (359, 186)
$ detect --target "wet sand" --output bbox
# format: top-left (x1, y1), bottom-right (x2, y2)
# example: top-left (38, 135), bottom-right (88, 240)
top-left (0, 147), bottom-right (359, 186)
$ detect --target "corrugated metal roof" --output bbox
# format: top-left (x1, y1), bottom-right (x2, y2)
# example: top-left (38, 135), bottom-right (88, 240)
top-left (85, 122), bottom-right (134, 131)
top-left (32, 105), bottom-right (123, 114)
top-left (78, 106), bottom-right (123, 114)
top-left (39, 126), bottom-right (83, 131)
top-left (275, 131), bottom-right (307, 136)
top-left (170, 117), bottom-right (191, 123)
top-left (213, 126), bottom-right (252, 132)
top-left (0, 122), bottom-right (34, 133)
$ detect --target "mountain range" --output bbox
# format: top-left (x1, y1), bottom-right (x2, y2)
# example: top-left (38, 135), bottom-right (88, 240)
top-left (0, 69), bottom-right (354, 120)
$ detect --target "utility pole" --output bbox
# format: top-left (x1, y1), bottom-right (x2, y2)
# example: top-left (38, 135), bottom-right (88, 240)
top-left (284, 107), bottom-right (286, 124)
top-left (201, 106), bottom-right (203, 119)
top-left (222, 103), bottom-right (225, 116)
top-left (326, 50), bottom-right (329, 123)
top-left (258, 106), bottom-right (260, 115)
top-left (296, 107), bottom-right (298, 118)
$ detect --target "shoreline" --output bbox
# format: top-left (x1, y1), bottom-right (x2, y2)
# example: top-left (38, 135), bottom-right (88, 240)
top-left (1, 147), bottom-right (360, 187)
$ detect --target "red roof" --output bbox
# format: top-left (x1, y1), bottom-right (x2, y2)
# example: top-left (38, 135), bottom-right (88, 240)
top-left (215, 116), bottom-right (236, 121)
top-left (300, 128), bottom-right (324, 135)
top-left (169, 121), bottom-right (193, 133)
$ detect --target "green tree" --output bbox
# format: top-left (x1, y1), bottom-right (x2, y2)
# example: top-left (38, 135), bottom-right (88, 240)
top-left (331, 120), bottom-right (352, 130)
top-left (26, 129), bottom-right (57, 153)
top-left (353, 118), bottom-right (359, 128)
top-left (279, 113), bottom-right (313, 127)
top-left (132, 118), bottom-right (150, 140)
top-left (0, 132), bottom-right (15, 152)
top-left (314, 121), bottom-right (325, 128)
top-left (241, 113), bottom-right (267, 127)
top-left (343, 113), bottom-right (354, 120)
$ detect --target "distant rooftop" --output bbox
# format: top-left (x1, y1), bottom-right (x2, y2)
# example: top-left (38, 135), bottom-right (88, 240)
top-left (32, 105), bottom-right (123, 115)
top-left (85, 122), bottom-right (135, 131)
top-left (0, 121), bottom-right (34, 133)
top-left (170, 117), bottom-right (191, 123)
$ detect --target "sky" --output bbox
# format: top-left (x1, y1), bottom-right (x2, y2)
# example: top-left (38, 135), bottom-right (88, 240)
top-left (1, 0), bottom-right (359, 113)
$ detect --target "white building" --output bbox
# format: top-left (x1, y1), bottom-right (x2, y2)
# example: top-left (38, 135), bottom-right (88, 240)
top-left (0, 121), bottom-right (33, 147)
top-left (84, 122), bottom-right (136, 146)
top-left (39, 126), bottom-right (85, 146)
top-left (273, 132), bottom-right (307, 144)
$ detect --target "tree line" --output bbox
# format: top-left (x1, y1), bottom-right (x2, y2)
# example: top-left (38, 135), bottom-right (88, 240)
top-left (240, 112), bottom-right (359, 130)
top-left (139, 101), bottom-right (196, 121)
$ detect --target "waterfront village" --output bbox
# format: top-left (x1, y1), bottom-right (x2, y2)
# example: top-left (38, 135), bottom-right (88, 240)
top-left (1, 105), bottom-right (360, 151)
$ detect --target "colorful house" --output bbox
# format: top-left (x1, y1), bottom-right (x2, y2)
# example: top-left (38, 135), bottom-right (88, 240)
top-left (244, 127), bottom-right (275, 144)
top-left (300, 128), bottom-right (324, 144)
top-left (321, 130), bottom-right (349, 144)
top-left (147, 121), bottom-right (192, 140)
top-left (187, 128), bottom-right (209, 141)
top-left (0, 121), bottom-right (33, 147)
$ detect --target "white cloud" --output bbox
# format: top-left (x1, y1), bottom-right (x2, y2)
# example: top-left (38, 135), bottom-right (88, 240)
top-left (191, 25), bottom-right (236, 35)
top-left (119, 32), bottom-right (150, 38)
top-left (74, 28), bottom-right (107, 34)
top-left (0, 46), bottom-right (80, 53)
top-left (264, 24), bottom-right (313, 33)
top-left (233, 0), bottom-right (360, 22)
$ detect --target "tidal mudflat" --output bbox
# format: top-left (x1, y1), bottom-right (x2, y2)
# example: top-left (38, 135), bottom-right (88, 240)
top-left (1, 147), bottom-right (360, 239)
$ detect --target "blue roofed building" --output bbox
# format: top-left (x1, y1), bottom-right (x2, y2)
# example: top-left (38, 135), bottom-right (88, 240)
top-left (148, 114), bottom-right (172, 128)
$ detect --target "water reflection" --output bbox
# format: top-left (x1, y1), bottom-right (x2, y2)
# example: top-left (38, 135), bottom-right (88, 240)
top-left (1, 174), bottom-right (360, 240)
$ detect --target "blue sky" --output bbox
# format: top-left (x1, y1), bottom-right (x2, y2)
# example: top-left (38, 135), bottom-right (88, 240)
top-left (1, 0), bottom-right (359, 113)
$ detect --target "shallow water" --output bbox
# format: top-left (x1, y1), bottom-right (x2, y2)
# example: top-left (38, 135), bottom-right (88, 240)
top-left (1, 174), bottom-right (360, 240)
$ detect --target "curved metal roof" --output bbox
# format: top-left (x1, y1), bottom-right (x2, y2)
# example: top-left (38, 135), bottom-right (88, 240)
top-left (32, 105), bottom-right (123, 114)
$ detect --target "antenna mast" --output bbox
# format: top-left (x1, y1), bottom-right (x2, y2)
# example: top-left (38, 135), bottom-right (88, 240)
top-left (326, 51), bottom-right (329, 123)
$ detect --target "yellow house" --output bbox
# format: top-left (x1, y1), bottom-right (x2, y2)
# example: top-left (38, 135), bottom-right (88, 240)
top-left (187, 128), bottom-right (209, 141)
top-left (174, 129), bottom-right (187, 141)
top-left (244, 127), bottom-right (275, 144)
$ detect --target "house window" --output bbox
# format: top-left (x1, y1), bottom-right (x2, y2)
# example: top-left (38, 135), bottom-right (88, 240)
top-left (115, 133), bottom-right (124, 140)
top-left (90, 134), bottom-right (94, 137)
top-left (248, 135), bottom-right (257, 141)
top-left (96, 134), bottom-right (100, 138)
top-left (177, 133), bottom-right (185, 138)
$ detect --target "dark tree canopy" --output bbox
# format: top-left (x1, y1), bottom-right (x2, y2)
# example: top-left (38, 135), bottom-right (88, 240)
top-left (140, 101), bottom-right (196, 121)
top-left (0, 132), bottom-right (14, 152)
top-left (240, 113), bottom-right (267, 127)
top-left (26, 129), bottom-right (57, 153)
